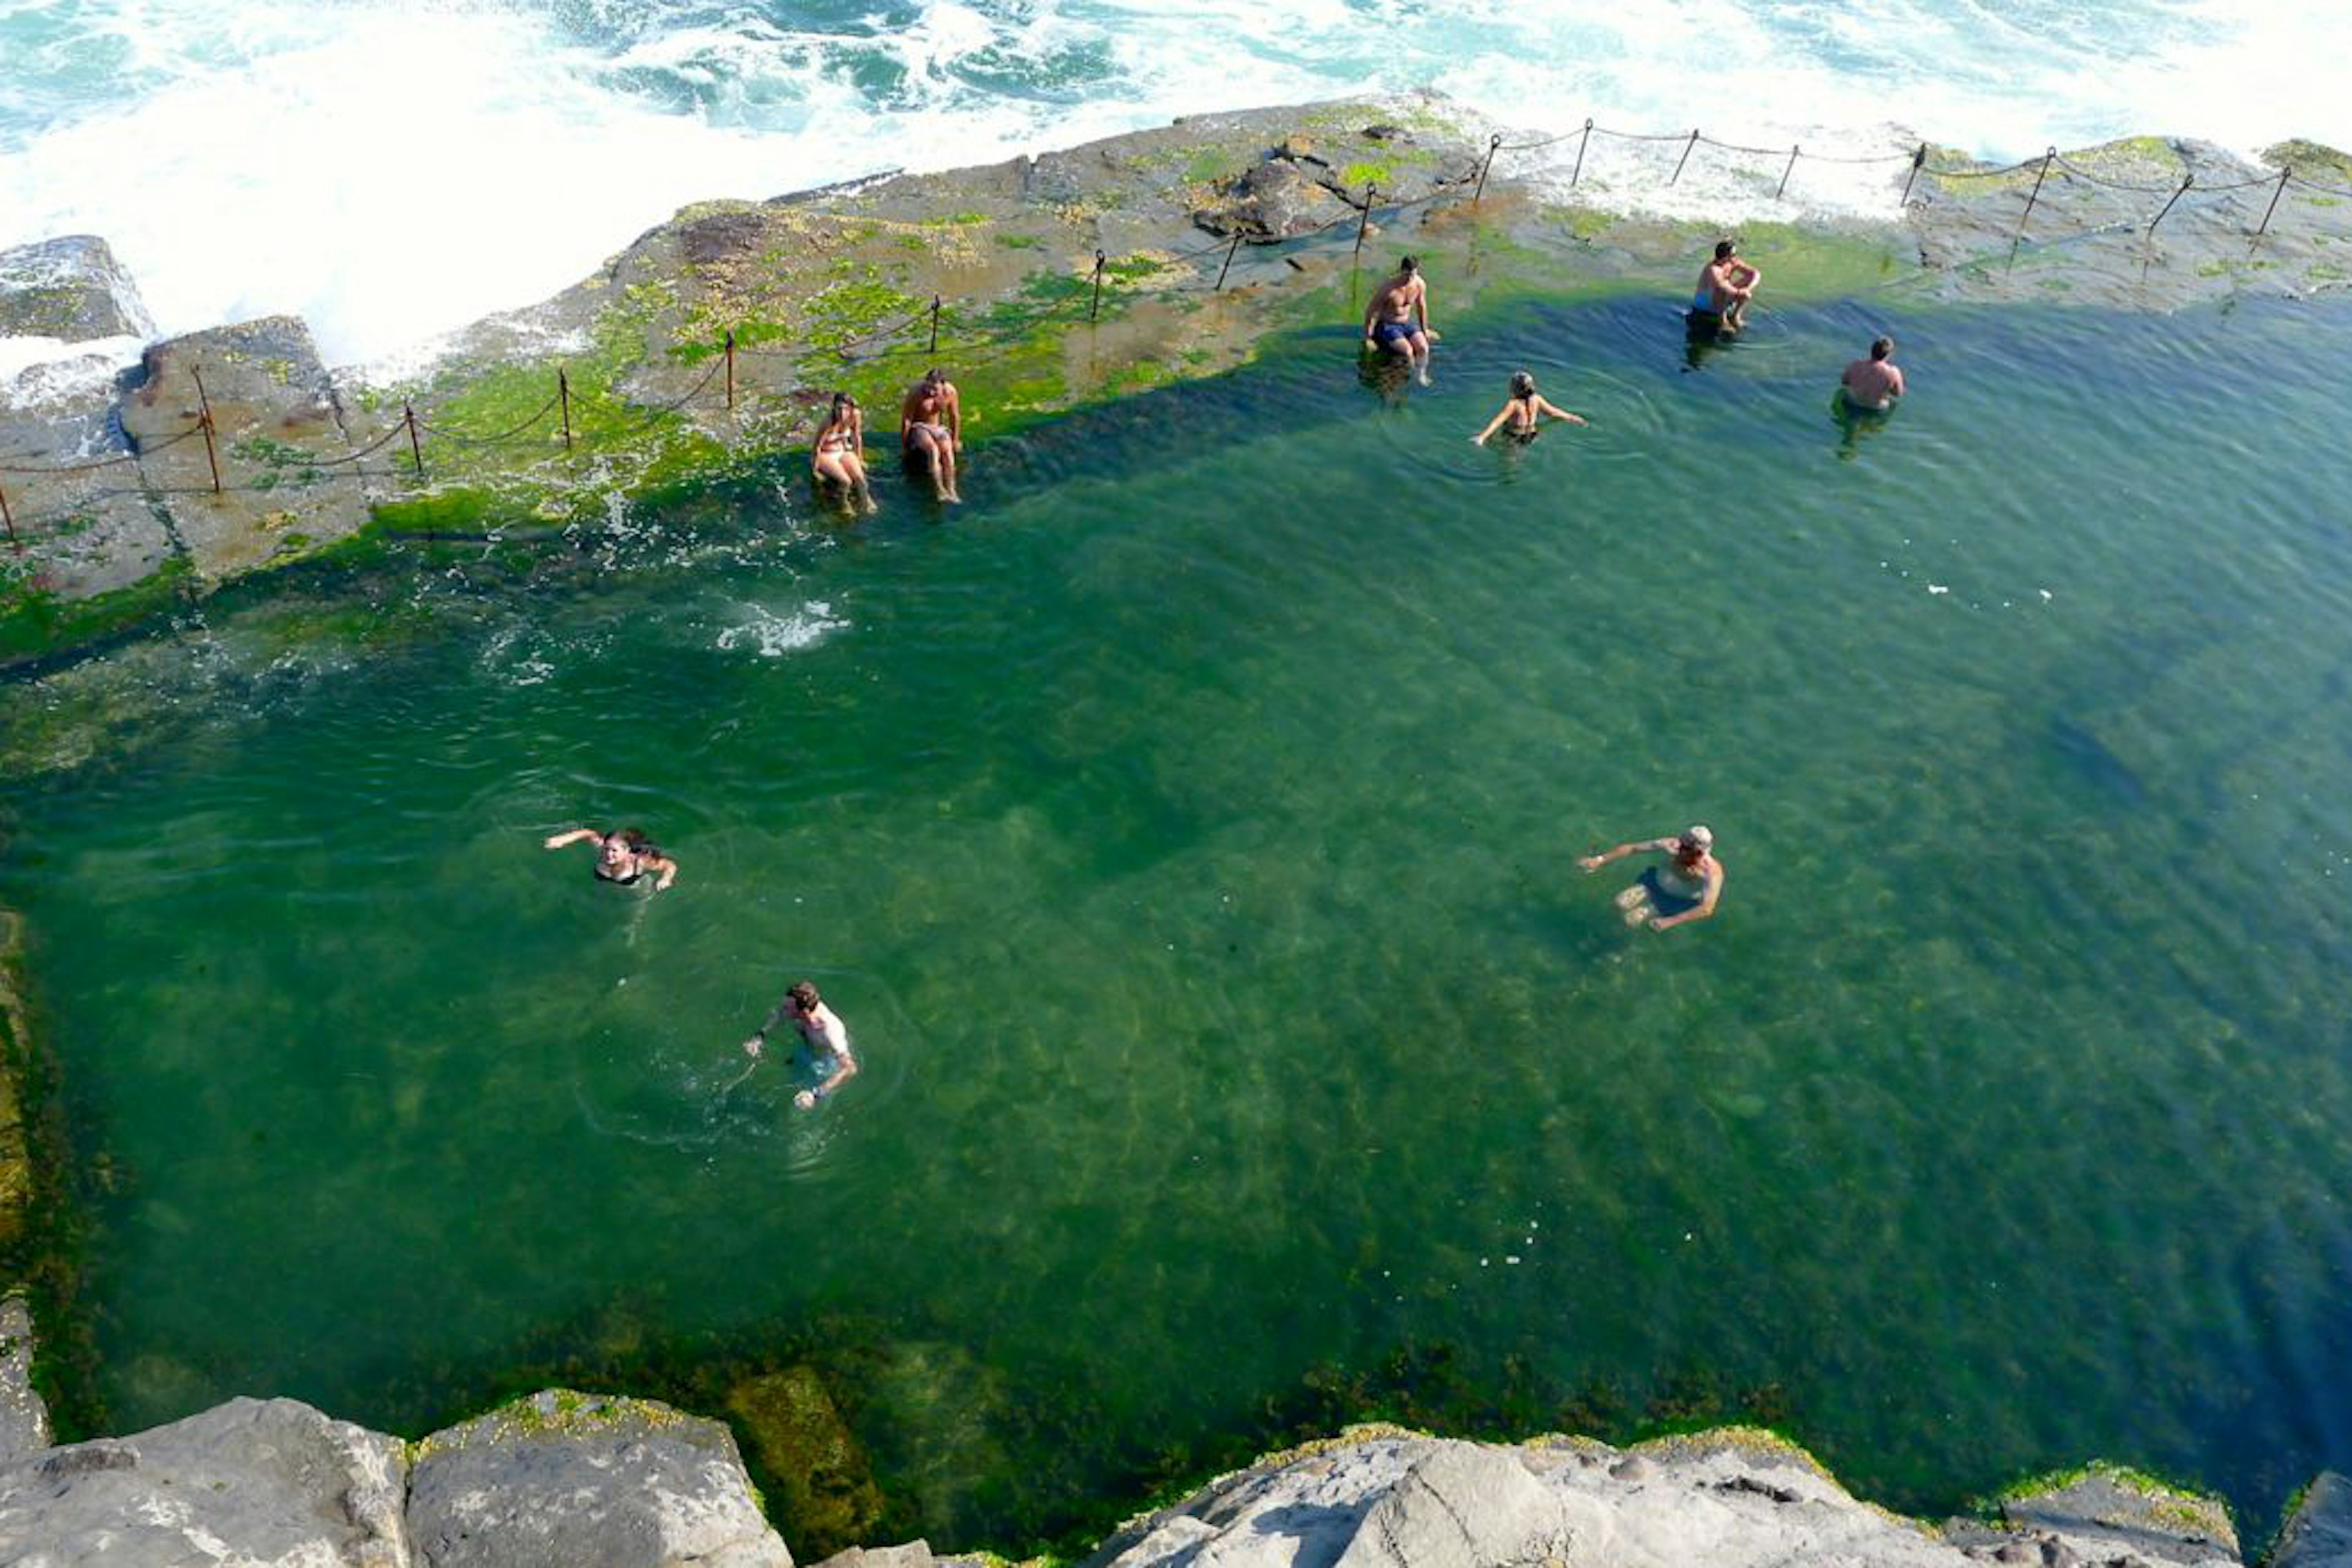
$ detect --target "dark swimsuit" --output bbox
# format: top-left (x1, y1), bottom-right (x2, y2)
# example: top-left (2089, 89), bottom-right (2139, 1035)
top-left (1374, 318), bottom-right (1418, 349)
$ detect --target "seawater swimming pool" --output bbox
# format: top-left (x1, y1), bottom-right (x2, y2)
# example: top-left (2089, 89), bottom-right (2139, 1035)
top-left (4, 293), bottom-right (2352, 1548)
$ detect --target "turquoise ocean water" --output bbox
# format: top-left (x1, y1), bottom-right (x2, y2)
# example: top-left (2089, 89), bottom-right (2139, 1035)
top-left (4, 293), bottom-right (2351, 1545)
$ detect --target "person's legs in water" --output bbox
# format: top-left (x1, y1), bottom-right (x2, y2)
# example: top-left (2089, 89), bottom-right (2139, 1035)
top-left (841, 451), bottom-right (877, 513)
top-left (932, 426), bottom-right (962, 503)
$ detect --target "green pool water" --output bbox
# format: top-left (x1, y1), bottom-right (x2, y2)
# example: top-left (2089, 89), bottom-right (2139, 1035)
top-left (6, 292), bottom-right (2352, 1548)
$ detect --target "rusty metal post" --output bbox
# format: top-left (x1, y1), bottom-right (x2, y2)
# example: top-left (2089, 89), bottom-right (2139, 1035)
top-left (725, 330), bottom-right (736, 410)
top-left (1215, 232), bottom-right (1243, 291)
top-left (1570, 118), bottom-right (1593, 188)
top-left (404, 401), bottom-right (424, 478)
top-left (0, 481), bottom-right (18, 552)
top-left (191, 366), bottom-right (224, 496)
top-left (1352, 187), bottom-right (1376, 258)
top-left (1777, 145), bottom-right (1800, 201)
top-left (1670, 130), bottom-right (1700, 186)
top-left (1899, 141), bottom-right (1928, 206)
top-left (928, 294), bottom-right (941, 353)
top-left (1471, 132), bottom-right (1503, 207)
top-left (559, 370), bottom-right (573, 453)
top-left (2147, 173), bottom-right (2193, 235)
top-left (1090, 250), bottom-right (1106, 322)
top-left (2018, 146), bottom-right (2056, 237)
top-left (2256, 165), bottom-right (2291, 236)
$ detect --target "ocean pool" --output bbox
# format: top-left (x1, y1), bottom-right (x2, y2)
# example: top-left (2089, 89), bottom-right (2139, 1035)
top-left (4, 292), bottom-right (2351, 1548)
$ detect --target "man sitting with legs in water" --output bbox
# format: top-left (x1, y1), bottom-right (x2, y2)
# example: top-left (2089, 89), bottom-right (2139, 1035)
top-left (742, 979), bottom-right (859, 1110)
top-left (899, 368), bottom-right (963, 504)
top-left (1362, 255), bottom-right (1438, 385)
top-left (1841, 335), bottom-right (1906, 411)
top-left (1692, 240), bottom-right (1761, 336)
top-left (1578, 825), bottom-right (1724, 932)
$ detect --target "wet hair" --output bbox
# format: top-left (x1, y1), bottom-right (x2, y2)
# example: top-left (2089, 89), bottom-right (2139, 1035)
top-left (825, 391), bottom-right (856, 426)
top-left (1509, 371), bottom-right (1537, 399)
top-left (1714, 239), bottom-right (1737, 260)
top-left (1870, 336), bottom-right (1894, 361)
top-left (1398, 255), bottom-right (1419, 276)
top-left (788, 981), bottom-right (821, 1010)
top-left (613, 827), bottom-right (654, 853)
top-left (922, 368), bottom-right (947, 388)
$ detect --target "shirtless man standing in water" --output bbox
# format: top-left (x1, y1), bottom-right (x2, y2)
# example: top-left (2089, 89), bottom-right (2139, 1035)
top-left (1362, 256), bottom-right (1438, 385)
top-left (1840, 336), bottom-right (1907, 411)
top-left (899, 368), bottom-right (963, 503)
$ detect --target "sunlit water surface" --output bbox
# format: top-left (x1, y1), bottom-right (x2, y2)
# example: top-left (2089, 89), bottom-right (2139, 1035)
top-left (6, 295), bottom-right (2352, 1545)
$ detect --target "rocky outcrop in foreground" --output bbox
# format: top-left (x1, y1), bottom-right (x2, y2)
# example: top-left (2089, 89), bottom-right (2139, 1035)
top-left (0, 1373), bottom-right (2343, 1568)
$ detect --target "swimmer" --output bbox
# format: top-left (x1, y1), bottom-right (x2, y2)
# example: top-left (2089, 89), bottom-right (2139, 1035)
top-left (543, 827), bottom-right (677, 891)
top-left (1362, 255), bottom-right (1439, 385)
top-left (1692, 239), bottom-right (1761, 336)
top-left (742, 979), bottom-right (859, 1110)
top-left (812, 392), bottom-right (878, 514)
top-left (1471, 371), bottom-right (1589, 445)
top-left (1840, 336), bottom-right (1906, 412)
top-left (900, 368), bottom-right (963, 504)
top-left (1578, 825), bottom-right (1724, 932)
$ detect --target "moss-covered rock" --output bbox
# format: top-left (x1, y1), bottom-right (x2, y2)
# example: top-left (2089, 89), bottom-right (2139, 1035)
top-left (728, 1364), bottom-right (887, 1556)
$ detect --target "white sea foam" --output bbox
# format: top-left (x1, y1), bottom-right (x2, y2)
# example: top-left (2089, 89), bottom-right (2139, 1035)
top-left (717, 598), bottom-right (843, 657)
top-left (1, 0), bottom-right (2342, 368)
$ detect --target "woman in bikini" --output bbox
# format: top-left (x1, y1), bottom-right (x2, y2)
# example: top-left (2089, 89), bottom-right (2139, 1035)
top-left (810, 393), bottom-right (878, 514)
top-left (543, 826), bottom-right (677, 892)
top-left (1471, 371), bottom-right (1589, 446)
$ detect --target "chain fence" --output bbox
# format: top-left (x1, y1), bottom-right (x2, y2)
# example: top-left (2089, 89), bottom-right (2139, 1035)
top-left (2, 111), bottom-right (2339, 554)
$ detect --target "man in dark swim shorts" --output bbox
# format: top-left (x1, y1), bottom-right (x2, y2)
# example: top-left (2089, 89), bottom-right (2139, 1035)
top-left (1362, 256), bottom-right (1438, 385)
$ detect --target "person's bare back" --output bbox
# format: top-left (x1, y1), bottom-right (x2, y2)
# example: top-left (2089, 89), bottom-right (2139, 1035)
top-left (1841, 336), bottom-right (1905, 410)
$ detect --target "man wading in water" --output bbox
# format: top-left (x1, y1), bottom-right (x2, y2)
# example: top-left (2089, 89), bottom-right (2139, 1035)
top-left (900, 368), bottom-right (964, 504)
top-left (1579, 826), bottom-right (1725, 932)
top-left (742, 979), bottom-right (859, 1109)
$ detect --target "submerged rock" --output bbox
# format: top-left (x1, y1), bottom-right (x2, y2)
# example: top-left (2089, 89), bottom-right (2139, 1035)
top-left (0, 236), bottom-right (153, 344)
top-left (726, 1366), bottom-right (885, 1556)
top-left (0, 1395), bottom-right (409, 1567)
top-left (407, 1389), bottom-right (791, 1568)
top-left (0, 1295), bottom-right (47, 1468)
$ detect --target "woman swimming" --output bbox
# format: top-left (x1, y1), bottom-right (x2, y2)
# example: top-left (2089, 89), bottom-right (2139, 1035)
top-left (1471, 371), bottom-right (1589, 446)
top-left (1578, 825), bottom-right (1723, 932)
top-left (543, 827), bottom-right (677, 892)
top-left (811, 393), bottom-right (878, 515)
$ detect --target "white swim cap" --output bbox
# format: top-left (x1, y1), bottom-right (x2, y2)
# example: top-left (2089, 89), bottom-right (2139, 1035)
top-left (1683, 825), bottom-right (1714, 848)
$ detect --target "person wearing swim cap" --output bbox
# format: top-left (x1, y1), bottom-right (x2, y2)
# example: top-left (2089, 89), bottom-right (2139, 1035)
top-left (1578, 826), bottom-right (1724, 932)
top-left (742, 979), bottom-right (859, 1109)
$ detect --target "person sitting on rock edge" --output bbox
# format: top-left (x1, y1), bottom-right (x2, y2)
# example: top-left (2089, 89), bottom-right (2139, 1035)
top-left (812, 391), bottom-right (878, 514)
top-left (1363, 255), bottom-right (1438, 385)
top-left (1692, 239), bottom-right (1761, 336)
top-left (742, 979), bottom-right (859, 1110)
top-left (900, 368), bottom-right (963, 504)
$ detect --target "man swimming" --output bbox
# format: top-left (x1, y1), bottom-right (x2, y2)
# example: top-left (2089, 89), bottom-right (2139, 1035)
top-left (1578, 826), bottom-right (1724, 932)
top-left (1692, 240), bottom-right (1762, 336)
top-left (899, 368), bottom-right (963, 504)
top-left (543, 826), bottom-right (676, 892)
top-left (1841, 336), bottom-right (1907, 411)
top-left (742, 979), bottom-right (859, 1109)
top-left (1362, 255), bottom-right (1438, 385)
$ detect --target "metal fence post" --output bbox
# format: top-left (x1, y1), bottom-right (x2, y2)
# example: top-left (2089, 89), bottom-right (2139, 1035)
top-left (1352, 187), bottom-right (1376, 258)
top-left (928, 295), bottom-right (942, 353)
top-left (1215, 232), bottom-right (1243, 291)
top-left (192, 366), bottom-right (223, 497)
top-left (725, 330), bottom-right (736, 410)
top-left (404, 402), bottom-right (424, 478)
top-left (2256, 165), bottom-right (2291, 236)
top-left (1777, 145), bottom-right (1800, 201)
top-left (0, 481), bottom-right (18, 553)
top-left (1899, 142), bottom-right (1928, 206)
top-left (1570, 118), bottom-right (1593, 188)
top-left (2147, 173), bottom-right (2193, 235)
top-left (1670, 129), bottom-right (1700, 186)
top-left (2018, 147), bottom-right (2056, 237)
top-left (1472, 133), bottom-right (1503, 207)
top-left (1090, 250), bottom-right (1106, 322)
top-left (559, 370), bottom-right (573, 453)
